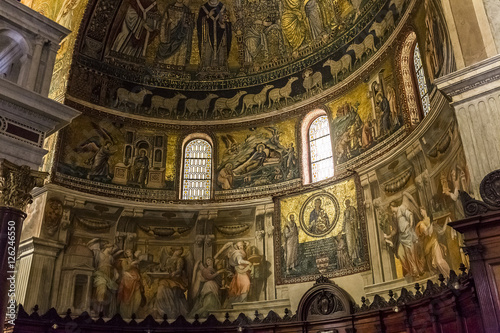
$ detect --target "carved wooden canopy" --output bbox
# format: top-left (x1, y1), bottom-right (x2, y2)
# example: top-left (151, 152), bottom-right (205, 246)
top-left (296, 276), bottom-right (353, 322)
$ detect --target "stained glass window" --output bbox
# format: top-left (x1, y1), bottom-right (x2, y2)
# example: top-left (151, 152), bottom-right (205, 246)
top-left (182, 139), bottom-right (212, 200)
top-left (309, 115), bottom-right (334, 182)
top-left (414, 44), bottom-right (430, 116)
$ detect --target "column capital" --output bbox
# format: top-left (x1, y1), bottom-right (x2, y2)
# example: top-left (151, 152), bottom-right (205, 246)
top-left (0, 159), bottom-right (47, 212)
top-left (33, 35), bottom-right (47, 46)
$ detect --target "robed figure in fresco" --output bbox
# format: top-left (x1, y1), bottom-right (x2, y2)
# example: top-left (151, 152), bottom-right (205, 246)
top-left (156, 0), bottom-right (194, 66)
top-left (215, 241), bottom-right (252, 307)
top-left (197, 0), bottom-right (232, 70)
top-left (117, 249), bottom-right (144, 318)
top-left (154, 247), bottom-right (189, 319)
top-left (87, 240), bottom-right (120, 316)
top-left (189, 257), bottom-right (223, 317)
top-left (415, 207), bottom-right (450, 278)
top-left (384, 192), bottom-right (425, 280)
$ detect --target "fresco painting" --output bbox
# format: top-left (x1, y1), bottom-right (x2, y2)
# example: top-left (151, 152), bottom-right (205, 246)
top-left (60, 205), bottom-right (269, 319)
top-left (275, 176), bottom-right (370, 284)
top-left (374, 107), bottom-right (470, 282)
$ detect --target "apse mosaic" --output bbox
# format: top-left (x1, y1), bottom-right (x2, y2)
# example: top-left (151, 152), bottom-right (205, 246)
top-left (327, 57), bottom-right (403, 166)
top-left (65, 0), bottom-right (411, 120)
top-left (215, 117), bottom-right (300, 192)
top-left (53, 113), bottom-right (302, 200)
top-left (274, 175), bottom-right (370, 284)
top-left (55, 115), bottom-right (177, 196)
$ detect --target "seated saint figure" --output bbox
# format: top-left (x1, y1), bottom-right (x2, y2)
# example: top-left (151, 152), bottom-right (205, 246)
top-left (309, 198), bottom-right (330, 234)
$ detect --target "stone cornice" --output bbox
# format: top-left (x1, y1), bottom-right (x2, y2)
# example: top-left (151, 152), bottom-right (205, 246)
top-left (0, 79), bottom-right (81, 135)
top-left (34, 183), bottom-right (275, 211)
top-left (435, 54), bottom-right (500, 105)
top-left (0, 0), bottom-right (70, 44)
top-left (17, 237), bottom-right (65, 258)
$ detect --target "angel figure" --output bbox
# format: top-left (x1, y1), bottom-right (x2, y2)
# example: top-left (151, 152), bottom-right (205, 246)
top-left (153, 246), bottom-right (191, 319)
top-left (215, 241), bottom-right (252, 307)
top-left (87, 239), bottom-right (122, 316)
top-left (117, 249), bottom-right (144, 318)
top-left (264, 127), bottom-right (281, 146)
top-left (221, 134), bottom-right (239, 155)
top-left (384, 192), bottom-right (425, 280)
top-left (415, 207), bottom-right (450, 278)
top-left (188, 257), bottom-right (224, 317)
top-left (74, 122), bottom-right (117, 181)
top-left (442, 165), bottom-right (470, 220)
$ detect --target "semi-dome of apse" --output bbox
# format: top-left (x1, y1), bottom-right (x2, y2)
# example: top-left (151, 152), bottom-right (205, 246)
top-left (44, 0), bottom-right (453, 203)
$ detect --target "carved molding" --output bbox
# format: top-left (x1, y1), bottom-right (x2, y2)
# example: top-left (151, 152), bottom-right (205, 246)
top-left (460, 169), bottom-right (500, 217)
top-left (297, 276), bottom-right (353, 321)
top-left (0, 159), bottom-right (47, 211)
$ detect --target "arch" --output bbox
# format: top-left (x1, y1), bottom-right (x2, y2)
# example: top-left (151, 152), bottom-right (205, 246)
top-left (297, 277), bottom-right (353, 321)
top-left (399, 31), bottom-right (431, 126)
top-left (180, 133), bottom-right (213, 200)
top-left (0, 29), bottom-right (30, 86)
top-left (301, 109), bottom-right (334, 184)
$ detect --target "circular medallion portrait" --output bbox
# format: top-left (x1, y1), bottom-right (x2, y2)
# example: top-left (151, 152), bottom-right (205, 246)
top-left (299, 193), bottom-right (340, 237)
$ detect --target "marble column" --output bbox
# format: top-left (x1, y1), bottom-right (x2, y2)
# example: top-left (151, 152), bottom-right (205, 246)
top-left (260, 204), bottom-right (276, 301)
top-left (15, 237), bottom-right (64, 313)
top-left (359, 172), bottom-right (383, 284)
top-left (0, 159), bottom-right (46, 331)
top-left (436, 54), bottom-right (500, 195)
top-left (40, 42), bottom-right (60, 96)
top-left (25, 35), bottom-right (45, 91)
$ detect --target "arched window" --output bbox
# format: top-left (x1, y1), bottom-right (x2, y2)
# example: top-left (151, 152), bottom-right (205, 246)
top-left (308, 115), bottom-right (334, 183)
top-left (182, 138), bottom-right (212, 200)
top-left (400, 31), bottom-right (431, 125)
top-left (413, 44), bottom-right (430, 117)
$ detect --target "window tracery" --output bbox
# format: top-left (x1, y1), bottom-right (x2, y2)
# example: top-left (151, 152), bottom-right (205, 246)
top-left (182, 138), bottom-right (212, 200)
top-left (309, 115), bottom-right (334, 183)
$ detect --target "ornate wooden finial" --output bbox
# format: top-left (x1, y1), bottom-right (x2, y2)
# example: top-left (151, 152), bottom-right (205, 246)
top-left (459, 263), bottom-right (467, 276)
top-left (0, 159), bottom-right (47, 211)
top-left (414, 283), bottom-right (422, 297)
top-left (314, 275), bottom-right (331, 285)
